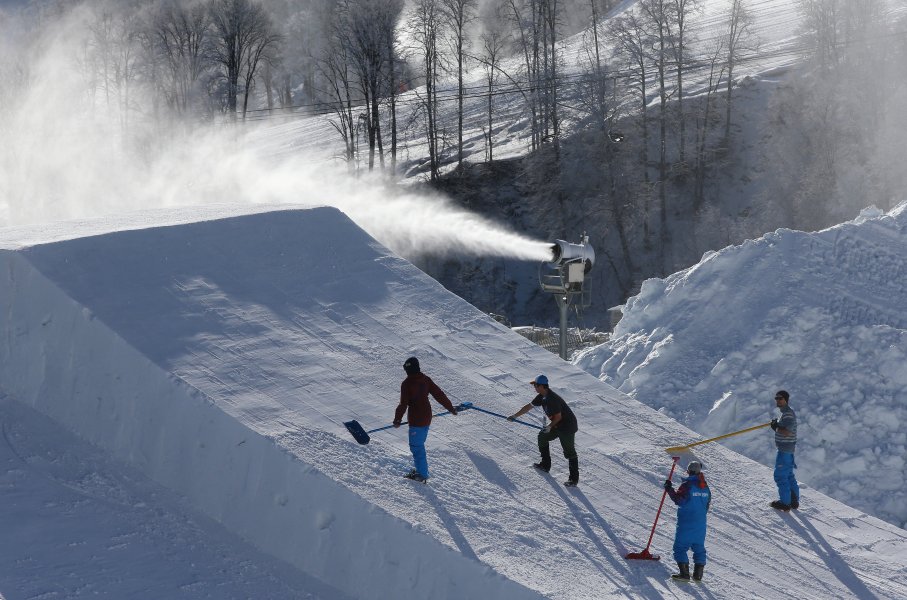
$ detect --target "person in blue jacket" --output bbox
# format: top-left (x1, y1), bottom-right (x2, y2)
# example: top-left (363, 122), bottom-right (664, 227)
top-left (664, 460), bottom-right (711, 582)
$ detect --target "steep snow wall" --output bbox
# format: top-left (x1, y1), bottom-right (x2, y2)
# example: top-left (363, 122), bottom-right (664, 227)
top-left (0, 207), bottom-right (541, 600)
top-left (576, 203), bottom-right (907, 528)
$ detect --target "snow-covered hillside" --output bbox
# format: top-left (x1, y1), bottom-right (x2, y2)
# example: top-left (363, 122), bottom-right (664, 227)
top-left (576, 202), bottom-right (907, 530)
top-left (1, 205), bottom-right (905, 598)
top-left (248, 0), bottom-right (809, 173)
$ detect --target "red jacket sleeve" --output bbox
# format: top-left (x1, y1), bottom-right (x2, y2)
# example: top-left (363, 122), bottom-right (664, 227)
top-left (667, 481), bottom-right (690, 505)
top-left (394, 381), bottom-right (408, 423)
top-left (428, 379), bottom-right (455, 412)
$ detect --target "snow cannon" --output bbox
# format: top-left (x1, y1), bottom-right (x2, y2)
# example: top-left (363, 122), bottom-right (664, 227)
top-left (540, 234), bottom-right (594, 360)
top-left (549, 238), bottom-right (595, 274)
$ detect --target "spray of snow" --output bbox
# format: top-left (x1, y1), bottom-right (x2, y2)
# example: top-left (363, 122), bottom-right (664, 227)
top-left (0, 5), bottom-right (551, 264)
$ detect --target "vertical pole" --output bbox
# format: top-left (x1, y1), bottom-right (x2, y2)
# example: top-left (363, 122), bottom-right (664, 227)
top-left (557, 294), bottom-right (568, 360)
top-left (643, 456), bottom-right (679, 551)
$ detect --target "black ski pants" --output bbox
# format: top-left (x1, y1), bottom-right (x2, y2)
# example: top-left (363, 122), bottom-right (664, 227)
top-left (538, 429), bottom-right (578, 480)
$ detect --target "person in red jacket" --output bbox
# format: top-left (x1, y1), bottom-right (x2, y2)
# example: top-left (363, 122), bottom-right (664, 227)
top-left (393, 357), bottom-right (457, 482)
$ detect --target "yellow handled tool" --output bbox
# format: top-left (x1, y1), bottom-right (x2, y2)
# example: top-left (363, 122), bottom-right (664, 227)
top-left (665, 422), bottom-right (772, 454)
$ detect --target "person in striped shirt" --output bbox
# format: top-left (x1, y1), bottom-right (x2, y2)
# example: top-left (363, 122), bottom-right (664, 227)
top-left (770, 390), bottom-right (800, 511)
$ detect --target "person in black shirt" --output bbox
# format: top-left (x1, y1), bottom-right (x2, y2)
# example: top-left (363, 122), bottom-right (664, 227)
top-left (508, 375), bottom-right (580, 486)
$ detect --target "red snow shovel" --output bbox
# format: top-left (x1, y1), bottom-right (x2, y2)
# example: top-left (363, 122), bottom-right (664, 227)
top-left (626, 456), bottom-right (680, 561)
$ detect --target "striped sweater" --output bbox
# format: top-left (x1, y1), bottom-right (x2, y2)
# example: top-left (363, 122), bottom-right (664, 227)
top-left (775, 405), bottom-right (797, 453)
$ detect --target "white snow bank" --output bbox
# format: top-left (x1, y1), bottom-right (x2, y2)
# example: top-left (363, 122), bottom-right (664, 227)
top-left (576, 202), bottom-right (907, 529)
top-left (0, 206), bottom-right (541, 600)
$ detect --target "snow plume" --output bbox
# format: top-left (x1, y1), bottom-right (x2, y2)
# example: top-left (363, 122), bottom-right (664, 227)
top-left (327, 187), bottom-right (554, 261)
top-left (154, 145), bottom-right (554, 261)
top-left (0, 2), bottom-right (551, 263)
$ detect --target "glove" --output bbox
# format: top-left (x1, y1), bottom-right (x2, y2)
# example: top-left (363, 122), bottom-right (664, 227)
top-left (451, 407), bottom-right (458, 416)
top-left (542, 425), bottom-right (552, 434)
top-left (393, 421), bottom-right (401, 429)
top-left (664, 480), bottom-right (674, 491)
top-left (507, 415), bottom-right (516, 422)
top-left (770, 418), bottom-right (779, 431)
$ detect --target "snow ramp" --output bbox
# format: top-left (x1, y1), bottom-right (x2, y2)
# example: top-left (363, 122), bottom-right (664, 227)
top-left (1, 205), bottom-right (905, 599)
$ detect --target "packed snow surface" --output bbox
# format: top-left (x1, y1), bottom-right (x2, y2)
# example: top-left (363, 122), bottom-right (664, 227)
top-left (577, 203), bottom-right (907, 530)
top-left (1, 204), bottom-right (905, 599)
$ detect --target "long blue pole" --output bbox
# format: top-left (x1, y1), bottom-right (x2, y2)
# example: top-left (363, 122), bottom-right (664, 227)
top-left (459, 402), bottom-right (542, 430)
top-left (366, 404), bottom-right (466, 434)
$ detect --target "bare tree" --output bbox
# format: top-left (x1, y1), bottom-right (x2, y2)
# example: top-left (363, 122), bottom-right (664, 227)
top-left (797, 0), bottom-right (841, 72)
top-left (209, 0), bottom-right (279, 120)
top-left (586, 0), bottom-right (607, 134)
top-left (340, 0), bottom-right (403, 172)
top-left (409, 0), bottom-right (443, 181)
top-left (638, 0), bottom-right (672, 272)
top-left (87, 8), bottom-right (116, 110)
top-left (667, 0), bottom-right (698, 165)
top-left (376, 0), bottom-right (405, 176)
top-left (609, 12), bottom-right (653, 249)
top-left (503, 0), bottom-right (562, 156)
top-left (149, 1), bottom-right (211, 116)
top-left (239, 14), bottom-right (280, 119)
top-left (540, 0), bottom-right (561, 157)
top-left (317, 9), bottom-right (359, 167)
top-left (723, 0), bottom-right (755, 144)
top-left (86, 6), bottom-right (142, 133)
top-left (692, 37), bottom-right (726, 212)
top-left (477, 5), bottom-right (508, 162)
top-left (505, 0), bottom-right (541, 151)
top-left (441, 0), bottom-right (476, 169)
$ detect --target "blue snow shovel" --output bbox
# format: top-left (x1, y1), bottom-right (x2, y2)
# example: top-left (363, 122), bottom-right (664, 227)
top-left (344, 403), bottom-right (472, 445)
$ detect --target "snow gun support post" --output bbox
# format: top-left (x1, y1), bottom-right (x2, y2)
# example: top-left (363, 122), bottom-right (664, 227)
top-left (344, 403), bottom-right (472, 445)
top-left (626, 456), bottom-right (680, 561)
top-left (539, 236), bottom-right (595, 360)
top-left (664, 422), bottom-right (772, 454)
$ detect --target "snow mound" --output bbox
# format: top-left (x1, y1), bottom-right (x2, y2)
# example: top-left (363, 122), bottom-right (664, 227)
top-left (577, 201), bottom-right (907, 528)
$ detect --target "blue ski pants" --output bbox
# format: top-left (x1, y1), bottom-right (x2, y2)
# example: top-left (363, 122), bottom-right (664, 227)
top-left (673, 520), bottom-right (707, 564)
top-left (774, 451), bottom-right (800, 504)
top-left (673, 538), bottom-right (707, 565)
top-left (409, 425), bottom-right (430, 479)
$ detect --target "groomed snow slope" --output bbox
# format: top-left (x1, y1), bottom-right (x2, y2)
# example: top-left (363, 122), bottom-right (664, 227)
top-left (1, 205), bottom-right (906, 599)
top-left (576, 203), bottom-right (907, 530)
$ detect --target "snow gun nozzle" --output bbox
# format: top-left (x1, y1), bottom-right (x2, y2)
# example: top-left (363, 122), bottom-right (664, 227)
top-left (548, 239), bottom-right (595, 271)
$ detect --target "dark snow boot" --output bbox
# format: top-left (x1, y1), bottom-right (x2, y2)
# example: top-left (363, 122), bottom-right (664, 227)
top-left (565, 457), bottom-right (579, 486)
top-left (770, 500), bottom-right (791, 512)
top-left (534, 448), bottom-right (551, 472)
top-left (671, 563), bottom-right (691, 582)
top-left (693, 564), bottom-right (704, 582)
top-left (404, 470), bottom-right (427, 483)
top-left (790, 493), bottom-right (799, 510)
